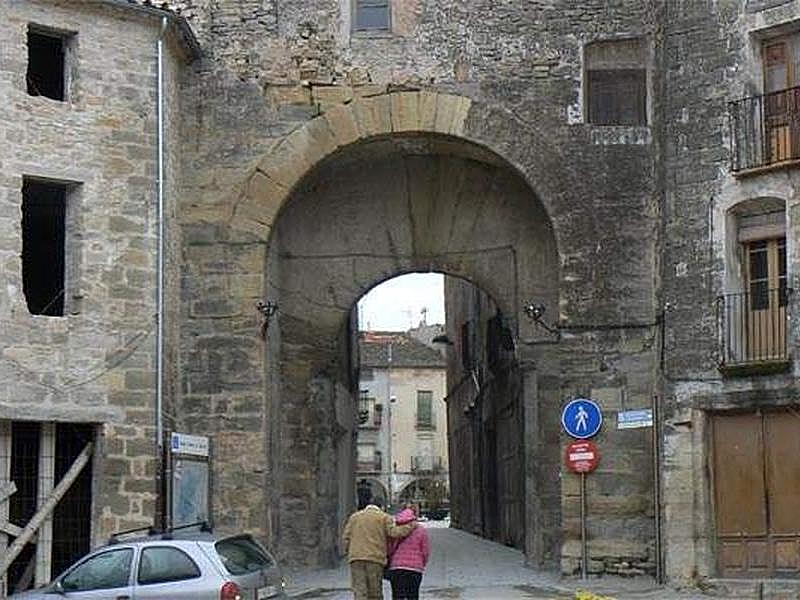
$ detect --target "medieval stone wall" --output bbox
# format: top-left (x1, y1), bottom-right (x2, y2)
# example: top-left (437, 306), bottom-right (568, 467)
top-left (0, 0), bottom-right (186, 540)
top-left (661, 1), bottom-right (800, 589)
top-left (172, 0), bottom-right (663, 573)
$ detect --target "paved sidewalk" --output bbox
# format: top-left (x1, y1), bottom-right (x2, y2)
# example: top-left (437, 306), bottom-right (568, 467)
top-left (285, 525), bottom-right (708, 599)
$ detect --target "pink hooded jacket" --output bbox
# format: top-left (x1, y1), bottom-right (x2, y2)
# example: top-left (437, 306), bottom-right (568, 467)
top-left (387, 508), bottom-right (430, 573)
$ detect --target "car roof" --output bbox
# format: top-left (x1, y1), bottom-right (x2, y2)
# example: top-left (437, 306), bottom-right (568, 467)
top-left (108, 530), bottom-right (256, 547)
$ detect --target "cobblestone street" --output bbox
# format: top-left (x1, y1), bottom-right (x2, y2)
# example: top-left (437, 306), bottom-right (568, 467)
top-left (287, 525), bottom-right (707, 599)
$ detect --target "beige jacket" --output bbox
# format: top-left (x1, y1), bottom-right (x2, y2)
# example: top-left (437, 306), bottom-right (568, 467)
top-left (341, 505), bottom-right (415, 565)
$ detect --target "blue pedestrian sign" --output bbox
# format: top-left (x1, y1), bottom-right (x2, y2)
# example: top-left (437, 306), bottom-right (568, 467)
top-left (561, 398), bottom-right (603, 439)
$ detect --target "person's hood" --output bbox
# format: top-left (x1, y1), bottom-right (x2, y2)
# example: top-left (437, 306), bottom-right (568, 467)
top-left (395, 508), bottom-right (417, 525)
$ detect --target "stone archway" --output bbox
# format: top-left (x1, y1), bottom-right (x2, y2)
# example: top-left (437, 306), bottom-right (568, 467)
top-left (185, 91), bottom-right (571, 569)
top-left (259, 123), bottom-right (562, 569)
top-left (227, 91), bottom-right (571, 246)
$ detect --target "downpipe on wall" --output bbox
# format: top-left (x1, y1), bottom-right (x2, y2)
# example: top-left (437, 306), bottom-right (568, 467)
top-left (156, 15), bottom-right (168, 530)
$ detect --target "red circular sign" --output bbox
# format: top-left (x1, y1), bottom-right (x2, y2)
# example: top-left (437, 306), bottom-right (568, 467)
top-left (565, 440), bottom-right (600, 473)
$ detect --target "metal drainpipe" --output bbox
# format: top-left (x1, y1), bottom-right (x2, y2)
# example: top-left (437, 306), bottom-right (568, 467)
top-left (156, 16), bottom-right (168, 515)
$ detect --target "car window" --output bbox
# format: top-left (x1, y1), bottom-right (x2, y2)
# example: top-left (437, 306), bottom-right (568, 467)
top-left (215, 536), bottom-right (274, 575)
top-left (61, 548), bottom-right (133, 591)
top-left (138, 546), bottom-right (201, 585)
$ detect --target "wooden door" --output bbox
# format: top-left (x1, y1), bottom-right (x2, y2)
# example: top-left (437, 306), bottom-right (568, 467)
top-left (495, 390), bottom-right (524, 550)
top-left (713, 410), bottom-right (800, 577)
top-left (764, 412), bottom-right (800, 574)
top-left (764, 38), bottom-right (800, 163)
top-left (745, 238), bottom-right (787, 361)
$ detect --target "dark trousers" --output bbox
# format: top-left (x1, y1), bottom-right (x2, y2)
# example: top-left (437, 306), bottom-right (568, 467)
top-left (388, 569), bottom-right (423, 599)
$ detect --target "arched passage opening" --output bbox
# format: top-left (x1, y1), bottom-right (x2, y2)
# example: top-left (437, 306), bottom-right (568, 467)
top-left (262, 131), bottom-right (561, 568)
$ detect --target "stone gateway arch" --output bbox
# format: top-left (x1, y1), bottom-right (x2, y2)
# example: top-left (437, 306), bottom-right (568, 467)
top-left (179, 91), bottom-right (659, 573)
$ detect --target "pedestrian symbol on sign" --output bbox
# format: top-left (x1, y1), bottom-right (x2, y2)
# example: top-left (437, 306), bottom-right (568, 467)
top-left (575, 405), bottom-right (589, 432)
top-left (561, 398), bottom-right (603, 439)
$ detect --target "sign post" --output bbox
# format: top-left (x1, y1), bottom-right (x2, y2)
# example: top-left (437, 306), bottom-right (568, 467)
top-left (581, 472), bottom-right (587, 580)
top-left (565, 440), bottom-right (600, 580)
top-left (562, 399), bottom-right (603, 580)
top-left (169, 432), bottom-right (211, 530)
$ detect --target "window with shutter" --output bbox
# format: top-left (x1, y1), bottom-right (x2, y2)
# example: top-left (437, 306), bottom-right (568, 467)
top-left (585, 39), bottom-right (648, 125)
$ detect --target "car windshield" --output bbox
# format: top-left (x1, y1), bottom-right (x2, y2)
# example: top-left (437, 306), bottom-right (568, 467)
top-left (215, 536), bottom-right (274, 575)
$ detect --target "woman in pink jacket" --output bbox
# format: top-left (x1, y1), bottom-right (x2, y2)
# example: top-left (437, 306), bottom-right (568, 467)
top-left (386, 507), bottom-right (430, 599)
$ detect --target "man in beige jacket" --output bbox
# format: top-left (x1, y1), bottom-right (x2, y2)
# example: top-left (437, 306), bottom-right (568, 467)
top-left (341, 496), bottom-right (416, 600)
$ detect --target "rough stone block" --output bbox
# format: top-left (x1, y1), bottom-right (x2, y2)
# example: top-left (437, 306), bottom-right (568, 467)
top-left (390, 92), bottom-right (420, 132)
top-left (352, 94), bottom-right (393, 137)
top-left (590, 386), bottom-right (623, 411)
top-left (418, 91), bottom-right (439, 131)
top-left (434, 94), bottom-right (472, 136)
top-left (312, 85), bottom-right (353, 110)
top-left (323, 104), bottom-right (360, 148)
top-left (243, 172), bottom-right (284, 226)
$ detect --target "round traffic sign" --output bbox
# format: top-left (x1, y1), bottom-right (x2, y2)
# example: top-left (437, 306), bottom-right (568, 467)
top-left (561, 398), bottom-right (603, 439)
top-left (565, 440), bottom-right (600, 473)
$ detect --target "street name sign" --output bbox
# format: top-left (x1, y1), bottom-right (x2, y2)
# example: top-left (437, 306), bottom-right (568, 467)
top-left (565, 440), bottom-right (600, 474)
top-left (561, 398), bottom-right (603, 439)
top-left (170, 432), bottom-right (210, 457)
top-left (617, 409), bottom-right (653, 430)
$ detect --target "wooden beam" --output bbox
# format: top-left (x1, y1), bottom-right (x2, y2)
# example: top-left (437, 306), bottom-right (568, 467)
top-left (0, 442), bottom-right (93, 579)
top-left (35, 423), bottom-right (55, 587)
top-left (0, 481), bottom-right (16, 504)
top-left (0, 521), bottom-right (23, 538)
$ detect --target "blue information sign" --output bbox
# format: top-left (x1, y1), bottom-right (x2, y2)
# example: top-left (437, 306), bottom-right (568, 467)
top-left (561, 398), bottom-right (603, 439)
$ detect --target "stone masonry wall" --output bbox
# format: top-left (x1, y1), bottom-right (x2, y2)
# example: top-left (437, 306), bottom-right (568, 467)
top-left (173, 0), bottom-right (664, 572)
top-left (0, 0), bottom-right (186, 541)
top-left (661, 1), bottom-right (800, 590)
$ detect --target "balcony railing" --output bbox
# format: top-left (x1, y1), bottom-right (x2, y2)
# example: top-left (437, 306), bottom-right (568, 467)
top-left (356, 459), bottom-right (382, 472)
top-left (415, 411), bottom-right (436, 430)
top-left (411, 456), bottom-right (444, 473)
top-left (717, 288), bottom-right (791, 367)
top-left (729, 85), bottom-right (800, 172)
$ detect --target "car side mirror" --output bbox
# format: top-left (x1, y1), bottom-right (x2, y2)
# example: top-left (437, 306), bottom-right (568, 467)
top-left (52, 580), bottom-right (65, 595)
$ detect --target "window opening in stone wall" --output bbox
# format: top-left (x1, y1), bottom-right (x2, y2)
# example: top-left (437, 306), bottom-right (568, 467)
top-left (354, 0), bottom-right (390, 31)
top-left (7, 422), bottom-right (40, 594)
top-left (585, 39), bottom-right (647, 125)
top-left (762, 35), bottom-right (800, 163)
top-left (21, 178), bottom-right (67, 317)
top-left (51, 423), bottom-right (93, 579)
top-left (1, 422), bottom-right (94, 594)
top-left (416, 390), bottom-right (433, 429)
top-left (719, 202), bottom-right (789, 368)
top-left (27, 26), bottom-right (72, 101)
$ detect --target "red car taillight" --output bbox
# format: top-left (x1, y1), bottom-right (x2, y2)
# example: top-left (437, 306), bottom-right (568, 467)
top-left (220, 581), bottom-right (242, 600)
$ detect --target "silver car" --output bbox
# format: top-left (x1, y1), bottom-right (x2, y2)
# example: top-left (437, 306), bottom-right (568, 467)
top-left (11, 532), bottom-right (287, 600)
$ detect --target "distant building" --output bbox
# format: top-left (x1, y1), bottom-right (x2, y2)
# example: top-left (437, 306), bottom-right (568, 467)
top-left (356, 330), bottom-right (448, 512)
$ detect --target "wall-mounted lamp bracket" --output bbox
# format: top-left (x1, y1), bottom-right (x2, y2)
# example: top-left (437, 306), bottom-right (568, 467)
top-left (522, 302), bottom-right (561, 339)
top-left (257, 300), bottom-right (279, 339)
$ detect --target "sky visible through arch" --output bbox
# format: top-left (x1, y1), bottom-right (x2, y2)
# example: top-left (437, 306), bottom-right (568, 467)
top-left (358, 273), bottom-right (445, 331)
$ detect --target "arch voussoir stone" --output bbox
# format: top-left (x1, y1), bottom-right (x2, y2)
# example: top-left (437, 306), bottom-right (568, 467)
top-left (236, 90), bottom-right (563, 241)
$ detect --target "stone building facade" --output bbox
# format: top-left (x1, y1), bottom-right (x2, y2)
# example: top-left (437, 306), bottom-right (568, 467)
top-left (3, 0), bottom-right (800, 596)
top-left (355, 329), bottom-right (448, 510)
top-left (0, 0), bottom-right (196, 594)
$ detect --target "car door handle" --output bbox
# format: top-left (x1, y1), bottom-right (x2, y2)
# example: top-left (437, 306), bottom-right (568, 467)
top-left (116, 596), bottom-right (130, 600)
